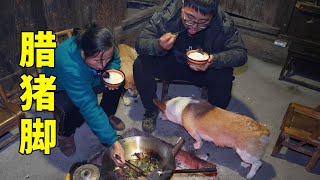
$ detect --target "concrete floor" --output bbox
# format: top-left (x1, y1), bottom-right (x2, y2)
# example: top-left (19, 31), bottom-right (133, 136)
top-left (0, 55), bottom-right (320, 180)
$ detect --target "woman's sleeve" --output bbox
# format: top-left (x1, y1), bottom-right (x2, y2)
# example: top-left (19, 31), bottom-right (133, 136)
top-left (60, 68), bottom-right (117, 145)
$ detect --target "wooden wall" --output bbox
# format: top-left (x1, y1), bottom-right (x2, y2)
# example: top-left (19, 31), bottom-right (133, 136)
top-left (43, 0), bottom-right (127, 32)
top-left (0, 0), bottom-right (47, 78)
top-left (219, 0), bottom-right (296, 30)
top-left (219, 0), bottom-right (278, 26)
top-left (0, 0), bottom-right (18, 78)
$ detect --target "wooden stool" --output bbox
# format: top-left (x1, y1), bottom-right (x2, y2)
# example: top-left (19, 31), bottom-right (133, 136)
top-left (271, 102), bottom-right (320, 171)
top-left (0, 84), bottom-right (25, 150)
top-left (158, 79), bottom-right (208, 101)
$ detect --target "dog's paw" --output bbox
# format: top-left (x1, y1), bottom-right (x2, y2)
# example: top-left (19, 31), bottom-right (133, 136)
top-left (246, 171), bottom-right (256, 179)
top-left (193, 141), bottom-right (203, 149)
top-left (246, 161), bottom-right (261, 179)
top-left (241, 162), bottom-right (250, 168)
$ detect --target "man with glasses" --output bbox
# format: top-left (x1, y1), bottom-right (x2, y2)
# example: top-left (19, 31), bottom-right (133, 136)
top-left (133, 0), bottom-right (247, 133)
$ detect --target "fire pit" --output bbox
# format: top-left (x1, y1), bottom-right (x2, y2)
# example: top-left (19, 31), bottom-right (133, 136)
top-left (88, 128), bottom-right (217, 179)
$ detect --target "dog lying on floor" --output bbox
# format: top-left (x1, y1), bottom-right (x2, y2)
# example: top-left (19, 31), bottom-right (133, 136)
top-left (117, 44), bottom-right (139, 106)
top-left (153, 96), bottom-right (270, 179)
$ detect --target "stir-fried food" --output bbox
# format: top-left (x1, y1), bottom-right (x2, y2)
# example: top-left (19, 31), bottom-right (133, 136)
top-left (113, 152), bottom-right (159, 179)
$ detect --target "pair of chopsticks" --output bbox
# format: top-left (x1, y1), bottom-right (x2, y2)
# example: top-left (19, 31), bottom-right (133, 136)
top-left (173, 29), bottom-right (186, 36)
top-left (115, 154), bottom-right (146, 177)
top-left (157, 167), bottom-right (217, 175)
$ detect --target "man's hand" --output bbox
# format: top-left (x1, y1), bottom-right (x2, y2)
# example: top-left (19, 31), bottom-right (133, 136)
top-left (111, 141), bottom-right (125, 166)
top-left (188, 54), bottom-right (214, 71)
top-left (159, 32), bottom-right (177, 50)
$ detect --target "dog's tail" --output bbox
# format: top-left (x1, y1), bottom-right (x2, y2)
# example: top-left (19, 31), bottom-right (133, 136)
top-left (259, 135), bottom-right (270, 145)
top-left (258, 124), bottom-right (270, 145)
top-left (257, 134), bottom-right (270, 158)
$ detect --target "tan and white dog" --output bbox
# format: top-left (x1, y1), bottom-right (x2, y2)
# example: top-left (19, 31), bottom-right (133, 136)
top-left (153, 96), bottom-right (270, 179)
top-left (117, 44), bottom-right (139, 106)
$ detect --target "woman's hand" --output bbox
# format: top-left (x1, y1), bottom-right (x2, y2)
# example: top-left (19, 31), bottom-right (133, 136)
top-left (188, 54), bottom-right (214, 71)
top-left (111, 141), bottom-right (125, 166)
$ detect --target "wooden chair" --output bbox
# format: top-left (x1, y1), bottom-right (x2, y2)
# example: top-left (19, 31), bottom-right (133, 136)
top-left (0, 29), bottom-right (74, 150)
top-left (271, 102), bottom-right (320, 171)
top-left (0, 84), bottom-right (25, 150)
top-left (55, 28), bottom-right (74, 45)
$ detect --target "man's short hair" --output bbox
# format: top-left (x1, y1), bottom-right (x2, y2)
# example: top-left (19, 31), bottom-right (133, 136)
top-left (183, 0), bottom-right (219, 15)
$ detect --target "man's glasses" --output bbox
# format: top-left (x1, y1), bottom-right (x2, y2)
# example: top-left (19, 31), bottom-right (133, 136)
top-left (183, 13), bottom-right (211, 29)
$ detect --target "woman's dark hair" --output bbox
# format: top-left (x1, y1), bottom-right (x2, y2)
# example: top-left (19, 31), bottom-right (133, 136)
top-left (76, 23), bottom-right (114, 58)
top-left (183, 0), bottom-right (219, 15)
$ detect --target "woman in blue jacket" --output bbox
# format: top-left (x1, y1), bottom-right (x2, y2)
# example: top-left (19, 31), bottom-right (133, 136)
top-left (43, 24), bottom-right (125, 165)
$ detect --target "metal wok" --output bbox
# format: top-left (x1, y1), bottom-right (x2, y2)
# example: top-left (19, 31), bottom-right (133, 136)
top-left (101, 136), bottom-right (184, 180)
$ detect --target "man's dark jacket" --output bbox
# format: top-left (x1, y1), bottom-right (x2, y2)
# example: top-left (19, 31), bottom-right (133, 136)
top-left (135, 0), bottom-right (247, 69)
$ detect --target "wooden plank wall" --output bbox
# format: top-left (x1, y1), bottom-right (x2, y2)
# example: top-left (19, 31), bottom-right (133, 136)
top-left (43, 0), bottom-right (127, 32)
top-left (219, 0), bottom-right (286, 28)
top-left (1, 0), bottom-right (18, 78)
top-left (94, 0), bottom-right (127, 30)
top-left (220, 0), bottom-right (264, 21)
top-left (0, 0), bottom-right (47, 78)
top-left (42, 0), bottom-right (76, 31)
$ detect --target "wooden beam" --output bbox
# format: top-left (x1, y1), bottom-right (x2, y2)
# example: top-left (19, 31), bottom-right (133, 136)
top-left (128, 0), bottom-right (165, 6)
top-left (113, 6), bottom-right (160, 46)
top-left (296, 1), bottom-right (320, 15)
top-left (121, 6), bottom-right (159, 30)
top-left (282, 141), bottom-right (314, 156)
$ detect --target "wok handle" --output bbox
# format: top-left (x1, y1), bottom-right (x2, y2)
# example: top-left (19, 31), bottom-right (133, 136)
top-left (172, 167), bottom-right (217, 174)
top-left (172, 137), bottom-right (185, 156)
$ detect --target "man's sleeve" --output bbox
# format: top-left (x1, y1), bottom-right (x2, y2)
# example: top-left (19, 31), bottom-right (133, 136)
top-left (210, 17), bottom-right (248, 69)
top-left (135, 10), bottom-right (168, 56)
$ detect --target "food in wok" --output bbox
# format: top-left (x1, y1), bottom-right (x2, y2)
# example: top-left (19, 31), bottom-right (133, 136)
top-left (113, 152), bottom-right (160, 179)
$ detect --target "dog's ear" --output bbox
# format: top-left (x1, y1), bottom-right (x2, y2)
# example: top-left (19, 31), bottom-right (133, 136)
top-left (153, 99), bottom-right (166, 111)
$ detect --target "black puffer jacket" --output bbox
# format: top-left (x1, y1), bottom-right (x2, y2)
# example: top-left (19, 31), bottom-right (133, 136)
top-left (135, 0), bottom-right (247, 69)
